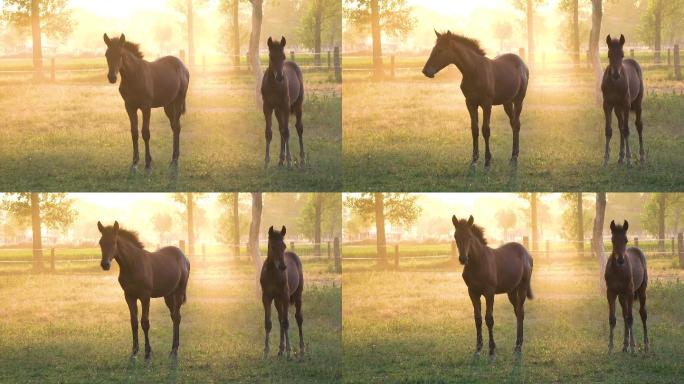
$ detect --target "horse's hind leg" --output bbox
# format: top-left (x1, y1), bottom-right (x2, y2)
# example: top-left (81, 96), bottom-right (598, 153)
top-left (164, 295), bottom-right (180, 358)
top-left (262, 293), bottom-right (273, 358)
top-left (294, 288), bottom-right (305, 357)
top-left (263, 105), bottom-right (274, 169)
top-left (482, 104), bottom-right (493, 168)
top-left (514, 286), bottom-right (528, 353)
top-left (125, 294), bottom-right (139, 358)
top-left (126, 104), bottom-right (140, 172)
top-left (140, 296), bottom-right (153, 361)
top-left (603, 102), bottom-right (613, 167)
top-left (294, 102), bottom-right (305, 167)
top-left (141, 108), bottom-right (153, 174)
top-left (164, 104), bottom-right (181, 171)
top-left (484, 293), bottom-right (496, 357)
top-left (637, 287), bottom-right (649, 352)
top-left (622, 106), bottom-right (633, 167)
top-left (468, 289), bottom-right (484, 356)
top-left (634, 103), bottom-right (645, 163)
top-left (615, 109), bottom-right (626, 164)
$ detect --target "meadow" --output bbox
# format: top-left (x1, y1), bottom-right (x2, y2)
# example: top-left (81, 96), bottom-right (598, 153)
top-left (342, 253), bottom-right (684, 383)
top-left (0, 58), bottom-right (341, 192)
top-left (342, 56), bottom-right (684, 191)
top-left (0, 258), bottom-right (341, 383)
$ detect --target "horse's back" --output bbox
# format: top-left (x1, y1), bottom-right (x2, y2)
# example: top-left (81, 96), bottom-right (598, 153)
top-left (149, 246), bottom-right (190, 298)
top-left (493, 242), bottom-right (533, 293)
top-left (623, 58), bottom-right (644, 104)
top-left (148, 56), bottom-right (190, 108)
top-left (627, 247), bottom-right (647, 291)
top-left (491, 54), bottom-right (529, 104)
top-left (284, 61), bottom-right (304, 107)
top-left (285, 251), bottom-right (303, 296)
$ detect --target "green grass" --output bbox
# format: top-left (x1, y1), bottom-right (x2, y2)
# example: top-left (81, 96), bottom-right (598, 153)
top-left (0, 68), bottom-right (341, 192)
top-left (342, 62), bottom-right (684, 192)
top-left (0, 259), bottom-right (341, 383)
top-left (342, 257), bottom-right (684, 383)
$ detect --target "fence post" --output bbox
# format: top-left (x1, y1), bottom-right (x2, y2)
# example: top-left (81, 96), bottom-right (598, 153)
top-left (179, 240), bottom-right (186, 254)
top-left (334, 46), bottom-right (342, 83)
top-left (390, 55), bottom-right (395, 80)
top-left (546, 240), bottom-right (550, 261)
top-left (630, 49), bottom-right (635, 59)
top-left (523, 236), bottom-right (529, 251)
top-left (334, 237), bottom-right (341, 273)
top-left (394, 244), bottom-right (399, 269)
top-left (672, 237), bottom-right (675, 256)
top-left (51, 248), bottom-right (55, 272)
top-left (634, 237), bottom-right (639, 248)
top-left (180, 50), bottom-right (186, 64)
top-left (327, 241), bottom-right (331, 260)
top-left (51, 58), bottom-right (55, 82)
top-left (290, 241), bottom-right (295, 253)
top-left (668, 48), bottom-right (671, 67)
top-left (327, 51), bottom-right (331, 70)
top-left (202, 244), bottom-right (206, 263)
top-left (586, 50), bottom-right (591, 69)
top-left (678, 233), bottom-right (684, 269)
top-left (290, 50), bottom-right (295, 62)
top-left (451, 240), bottom-right (457, 261)
top-left (519, 47), bottom-right (526, 62)
top-left (245, 53), bottom-right (250, 70)
top-left (674, 44), bottom-right (682, 81)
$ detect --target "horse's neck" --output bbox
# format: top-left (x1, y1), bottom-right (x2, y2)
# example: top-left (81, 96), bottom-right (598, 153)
top-left (450, 42), bottom-right (482, 78)
top-left (469, 237), bottom-right (491, 266)
top-left (115, 239), bottom-right (143, 272)
top-left (120, 51), bottom-right (144, 84)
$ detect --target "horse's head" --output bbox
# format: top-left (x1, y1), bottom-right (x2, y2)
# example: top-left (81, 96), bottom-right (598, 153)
top-left (267, 36), bottom-right (287, 82)
top-left (609, 219), bottom-right (629, 265)
top-left (103, 33), bottom-right (126, 84)
top-left (267, 225), bottom-right (287, 271)
top-left (452, 214), bottom-right (476, 266)
top-left (423, 30), bottom-right (454, 79)
top-left (606, 34), bottom-right (626, 81)
top-left (97, 220), bottom-right (119, 271)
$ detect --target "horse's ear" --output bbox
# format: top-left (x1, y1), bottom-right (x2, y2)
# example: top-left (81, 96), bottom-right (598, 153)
top-left (268, 225), bottom-right (274, 236)
top-left (103, 33), bottom-right (111, 47)
top-left (113, 221), bottom-right (119, 232)
top-left (610, 220), bottom-right (616, 232)
top-left (606, 34), bottom-right (612, 46)
top-left (446, 30), bottom-right (452, 36)
top-left (452, 215), bottom-right (458, 227)
top-left (119, 34), bottom-right (126, 47)
top-left (280, 36), bottom-right (286, 48)
top-left (623, 220), bottom-right (629, 231)
top-left (619, 34), bottom-right (625, 46)
top-left (267, 37), bottom-right (273, 49)
top-left (281, 226), bottom-right (286, 236)
top-left (435, 29), bottom-right (442, 39)
top-left (97, 221), bottom-right (104, 233)
top-left (467, 215), bottom-right (474, 227)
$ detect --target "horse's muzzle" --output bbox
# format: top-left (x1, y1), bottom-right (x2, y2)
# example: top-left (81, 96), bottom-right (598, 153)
top-left (459, 256), bottom-right (468, 266)
top-left (422, 67), bottom-right (435, 78)
top-left (101, 261), bottom-right (111, 270)
top-left (107, 74), bottom-right (117, 84)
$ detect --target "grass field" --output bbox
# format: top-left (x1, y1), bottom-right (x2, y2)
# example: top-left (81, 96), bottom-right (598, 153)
top-left (0, 259), bottom-right (341, 383)
top-left (342, 255), bottom-right (684, 383)
top-left (0, 64), bottom-right (341, 192)
top-left (342, 57), bottom-right (684, 192)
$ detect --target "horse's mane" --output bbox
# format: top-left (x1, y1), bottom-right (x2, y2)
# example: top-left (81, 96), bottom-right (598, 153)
top-left (438, 31), bottom-right (486, 56)
top-left (105, 225), bottom-right (145, 249)
top-left (109, 37), bottom-right (144, 59)
top-left (456, 219), bottom-right (488, 245)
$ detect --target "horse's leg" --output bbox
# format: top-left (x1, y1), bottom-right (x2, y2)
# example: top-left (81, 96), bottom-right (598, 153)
top-left (282, 293), bottom-right (292, 358)
top-left (126, 104), bottom-right (139, 171)
top-left (141, 107), bottom-right (153, 174)
top-left (607, 290), bottom-right (617, 353)
top-left (482, 103), bottom-right (493, 168)
top-left (164, 105), bottom-right (181, 171)
top-left (637, 286), bottom-right (649, 352)
top-left (468, 288), bottom-right (483, 356)
top-left (484, 293), bottom-right (496, 357)
top-left (512, 99), bottom-right (524, 166)
top-left (263, 104), bottom-right (274, 169)
top-left (274, 296), bottom-right (286, 356)
top-left (262, 293), bottom-right (273, 358)
top-left (140, 296), bottom-right (152, 361)
top-left (125, 294), bottom-right (139, 358)
top-left (602, 101), bottom-right (613, 167)
top-left (282, 110), bottom-right (292, 168)
top-left (275, 108), bottom-right (285, 167)
top-left (466, 100), bottom-right (479, 167)
top-left (634, 103), bottom-right (645, 164)
top-left (618, 293), bottom-right (629, 352)
top-left (622, 105), bottom-right (633, 167)
top-left (295, 101), bottom-right (305, 167)
top-left (164, 295), bottom-right (179, 358)
top-left (504, 103), bottom-right (517, 165)
top-left (514, 285), bottom-right (527, 353)
top-left (615, 109), bottom-right (625, 164)
top-left (626, 290), bottom-right (636, 353)
top-left (294, 289), bottom-right (304, 357)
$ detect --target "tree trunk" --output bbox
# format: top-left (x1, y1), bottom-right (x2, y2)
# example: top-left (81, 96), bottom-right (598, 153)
top-left (654, 0), bottom-right (662, 64)
top-left (526, 0), bottom-right (535, 67)
top-left (314, 193), bottom-right (322, 256)
top-left (370, 0), bottom-right (383, 79)
top-left (572, 0), bottom-right (580, 66)
top-left (30, 193), bottom-right (43, 270)
top-left (589, 0), bottom-right (604, 104)
top-left (531, 193), bottom-right (539, 252)
top-left (185, 193), bottom-right (195, 257)
top-left (232, 0), bottom-right (240, 67)
top-left (576, 193), bottom-right (584, 255)
top-left (314, 0), bottom-right (322, 67)
top-left (592, 192), bottom-right (607, 292)
top-left (249, 192), bottom-right (263, 295)
top-left (658, 193), bottom-right (666, 253)
top-left (248, 0), bottom-right (264, 107)
top-left (374, 193), bottom-right (387, 264)
top-left (186, 0), bottom-right (195, 67)
top-left (232, 192), bottom-right (240, 258)
top-left (30, 0), bottom-right (43, 79)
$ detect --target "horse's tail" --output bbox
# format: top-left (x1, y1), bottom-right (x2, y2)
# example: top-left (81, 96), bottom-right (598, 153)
top-left (526, 251), bottom-right (534, 300)
top-left (178, 65), bottom-right (189, 116)
top-left (181, 255), bottom-right (190, 304)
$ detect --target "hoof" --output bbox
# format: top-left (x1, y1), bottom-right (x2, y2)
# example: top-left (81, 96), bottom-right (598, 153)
top-left (510, 157), bottom-right (518, 167)
top-left (169, 160), bottom-right (179, 171)
top-left (169, 349), bottom-right (178, 359)
top-left (144, 166), bottom-right (152, 177)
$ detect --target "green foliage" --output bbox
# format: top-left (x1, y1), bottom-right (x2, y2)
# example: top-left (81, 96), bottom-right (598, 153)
top-left (299, 0), bottom-right (342, 50)
top-left (1, 0), bottom-right (73, 39)
top-left (636, 0), bottom-right (684, 47)
top-left (641, 193), bottom-right (684, 237)
top-left (345, 193), bottom-right (422, 228)
top-left (560, 193), bottom-right (594, 240)
top-left (495, 208), bottom-right (517, 231)
top-left (215, 193), bottom-right (250, 244)
top-left (1, 193), bottom-right (76, 233)
top-left (297, 193), bottom-right (342, 240)
top-left (344, 0), bottom-right (415, 37)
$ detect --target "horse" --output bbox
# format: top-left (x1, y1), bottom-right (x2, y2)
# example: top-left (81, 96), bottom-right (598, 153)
top-left (601, 34), bottom-right (645, 167)
top-left (260, 225), bottom-right (305, 359)
top-left (423, 31), bottom-right (529, 168)
top-left (261, 36), bottom-right (305, 169)
top-left (604, 220), bottom-right (649, 353)
top-left (452, 215), bottom-right (534, 356)
top-left (103, 33), bottom-right (190, 174)
top-left (97, 221), bottom-right (190, 361)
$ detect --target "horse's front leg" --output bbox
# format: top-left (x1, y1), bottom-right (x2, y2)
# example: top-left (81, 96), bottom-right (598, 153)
top-left (126, 104), bottom-right (139, 172)
top-left (634, 104), bottom-right (645, 164)
top-left (262, 293), bottom-right (273, 359)
top-left (140, 296), bottom-right (152, 361)
top-left (263, 104), bottom-right (273, 169)
top-left (280, 109), bottom-right (292, 168)
top-left (125, 294), bottom-right (139, 358)
top-left (615, 109), bottom-right (625, 164)
top-left (294, 102), bottom-right (305, 167)
top-left (482, 103), bottom-right (493, 168)
top-left (281, 293), bottom-right (292, 358)
top-left (622, 105), bottom-right (633, 167)
top-left (141, 107), bottom-right (153, 175)
top-left (466, 100), bottom-right (479, 167)
top-left (484, 293), bottom-right (496, 357)
top-left (618, 294), bottom-right (629, 352)
top-left (626, 291), bottom-right (636, 353)
top-left (607, 290), bottom-right (617, 353)
top-left (603, 101), bottom-right (613, 167)
top-left (468, 288), bottom-right (483, 356)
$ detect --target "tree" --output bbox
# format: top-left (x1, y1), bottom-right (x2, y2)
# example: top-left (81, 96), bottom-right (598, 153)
top-left (173, 0), bottom-right (207, 67)
top-left (345, 0), bottom-right (415, 78)
top-left (637, 0), bottom-right (684, 62)
top-left (642, 193), bottom-right (684, 253)
top-left (493, 20), bottom-right (513, 51)
top-left (512, 0), bottom-right (545, 66)
top-left (559, 0), bottom-right (581, 65)
top-left (218, 193), bottom-right (245, 257)
top-left (560, 193), bottom-right (593, 254)
top-left (151, 212), bottom-right (174, 244)
top-left (248, 0), bottom-right (264, 106)
top-left (592, 192), bottom-right (607, 292)
top-left (298, 193), bottom-right (342, 250)
top-left (519, 193), bottom-right (539, 251)
top-left (345, 193), bottom-right (422, 265)
top-left (2, 193), bottom-right (76, 269)
top-left (174, 193), bottom-right (204, 257)
top-left (300, 0), bottom-right (341, 65)
top-left (249, 192), bottom-right (263, 294)
top-left (219, 0), bottom-right (244, 66)
top-left (2, 0), bottom-right (73, 78)
top-left (495, 208), bottom-right (517, 241)
top-left (588, 0), bottom-right (603, 103)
